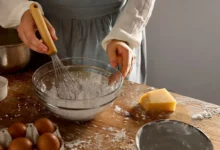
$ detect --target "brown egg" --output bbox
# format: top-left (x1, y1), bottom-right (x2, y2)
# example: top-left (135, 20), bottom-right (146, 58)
top-left (8, 122), bottom-right (26, 139)
top-left (37, 133), bottom-right (60, 150)
top-left (34, 118), bottom-right (55, 135)
top-left (8, 137), bottom-right (33, 150)
top-left (0, 144), bottom-right (4, 150)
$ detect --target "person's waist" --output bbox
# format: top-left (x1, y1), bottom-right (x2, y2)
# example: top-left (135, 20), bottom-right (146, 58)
top-left (42, 3), bottom-right (126, 20)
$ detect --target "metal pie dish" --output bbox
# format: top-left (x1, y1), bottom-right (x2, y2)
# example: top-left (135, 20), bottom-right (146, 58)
top-left (32, 57), bottom-right (123, 121)
top-left (136, 119), bottom-right (213, 150)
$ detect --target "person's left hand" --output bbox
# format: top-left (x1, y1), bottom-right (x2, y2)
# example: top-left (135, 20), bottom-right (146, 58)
top-left (106, 40), bottom-right (136, 79)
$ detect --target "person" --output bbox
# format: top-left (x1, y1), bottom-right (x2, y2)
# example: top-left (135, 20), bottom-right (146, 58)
top-left (0, 0), bottom-right (156, 84)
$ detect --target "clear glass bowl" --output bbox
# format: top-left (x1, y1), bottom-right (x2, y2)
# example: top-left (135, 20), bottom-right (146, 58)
top-left (32, 57), bottom-right (123, 121)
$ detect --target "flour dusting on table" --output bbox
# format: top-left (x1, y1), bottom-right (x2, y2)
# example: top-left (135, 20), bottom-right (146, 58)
top-left (191, 110), bottom-right (212, 120)
top-left (64, 126), bottom-right (135, 150)
top-left (65, 139), bottom-right (91, 149)
top-left (114, 105), bottom-right (130, 117)
top-left (175, 95), bottom-right (220, 120)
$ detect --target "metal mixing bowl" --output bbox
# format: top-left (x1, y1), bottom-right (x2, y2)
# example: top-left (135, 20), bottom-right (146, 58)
top-left (0, 27), bottom-right (30, 73)
top-left (32, 57), bottom-right (123, 121)
top-left (0, 43), bottom-right (30, 73)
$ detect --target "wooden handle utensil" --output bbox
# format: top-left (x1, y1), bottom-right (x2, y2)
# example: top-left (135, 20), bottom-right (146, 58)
top-left (29, 3), bottom-right (57, 55)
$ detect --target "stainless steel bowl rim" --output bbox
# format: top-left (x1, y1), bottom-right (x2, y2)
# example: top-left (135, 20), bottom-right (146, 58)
top-left (32, 57), bottom-right (123, 102)
top-left (0, 42), bottom-right (26, 48)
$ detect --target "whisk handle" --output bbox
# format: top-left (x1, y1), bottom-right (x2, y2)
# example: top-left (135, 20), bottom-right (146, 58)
top-left (29, 3), bottom-right (57, 55)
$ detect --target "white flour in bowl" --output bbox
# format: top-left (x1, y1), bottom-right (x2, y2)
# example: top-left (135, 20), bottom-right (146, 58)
top-left (37, 70), bottom-right (120, 108)
top-left (39, 71), bottom-right (115, 100)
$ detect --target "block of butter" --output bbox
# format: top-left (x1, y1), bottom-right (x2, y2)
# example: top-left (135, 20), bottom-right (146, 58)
top-left (139, 88), bottom-right (177, 112)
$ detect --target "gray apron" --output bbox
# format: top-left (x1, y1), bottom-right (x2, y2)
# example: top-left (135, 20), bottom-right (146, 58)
top-left (34, 0), bottom-right (147, 84)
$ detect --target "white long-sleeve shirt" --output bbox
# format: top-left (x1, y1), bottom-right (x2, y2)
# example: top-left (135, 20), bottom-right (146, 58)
top-left (0, 0), bottom-right (155, 50)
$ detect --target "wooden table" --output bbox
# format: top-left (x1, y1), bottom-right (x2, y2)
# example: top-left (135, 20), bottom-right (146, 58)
top-left (0, 70), bottom-right (219, 150)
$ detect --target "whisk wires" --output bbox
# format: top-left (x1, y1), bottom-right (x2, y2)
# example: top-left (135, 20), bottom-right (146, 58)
top-left (51, 54), bottom-right (81, 100)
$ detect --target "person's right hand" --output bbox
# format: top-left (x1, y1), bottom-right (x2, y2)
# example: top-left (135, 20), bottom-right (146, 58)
top-left (17, 10), bottom-right (58, 54)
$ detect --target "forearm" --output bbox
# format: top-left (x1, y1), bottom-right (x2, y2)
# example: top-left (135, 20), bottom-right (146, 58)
top-left (0, 0), bottom-right (42, 28)
top-left (102, 0), bottom-right (156, 50)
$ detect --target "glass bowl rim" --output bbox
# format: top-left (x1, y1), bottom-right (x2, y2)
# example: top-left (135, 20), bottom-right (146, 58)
top-left (36, 95), bottom-right (117, 110)
top-left (32, 57), bottom-right (123, 103)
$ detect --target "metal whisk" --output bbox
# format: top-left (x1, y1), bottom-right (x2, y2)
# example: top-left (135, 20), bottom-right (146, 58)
top-left (30, 3), bottom-right (81, 99)
top-left (51, 54), bottom-right (82, 99)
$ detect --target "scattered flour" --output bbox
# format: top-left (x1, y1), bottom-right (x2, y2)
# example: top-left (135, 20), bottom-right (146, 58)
top-left (192, 110), bottom-right (212, 120)
top-left (64, 127), bottom-right (135, 150)
top-left (191, 104), bottom-right (220, 120)
top-left (114, 105), bottom-right (122, 113)
top-left (119, 139), bottom-right (136, 150)
top-left (114, 105), bottom-right (130, 117)
top-left (110, 128), bottom-right (126, 142)
top-left (176, 95), bottom-right (220, 120)
top-left (102, 127), bottom-right (127, 143)
top-left (65, 139), bottom-right (91, 149)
